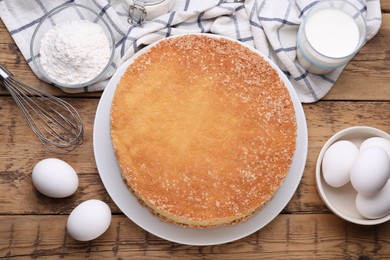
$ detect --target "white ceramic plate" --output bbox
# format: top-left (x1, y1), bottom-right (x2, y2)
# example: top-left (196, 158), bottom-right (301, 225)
top-left (316, 126), bottom-right (390, 225)
top-left (93, 34), bottom-right (308, 246)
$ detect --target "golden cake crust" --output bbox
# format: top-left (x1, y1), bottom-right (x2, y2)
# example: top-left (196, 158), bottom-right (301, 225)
top-left (110, 34), bottom-right (297, 228)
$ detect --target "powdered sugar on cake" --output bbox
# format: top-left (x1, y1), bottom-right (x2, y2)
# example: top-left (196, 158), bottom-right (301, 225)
top-left (111, 35), bottom-right (297, 228)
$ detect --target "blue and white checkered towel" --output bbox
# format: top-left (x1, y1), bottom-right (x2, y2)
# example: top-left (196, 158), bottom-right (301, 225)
top-left (0, 0), bottom-right (382, 103)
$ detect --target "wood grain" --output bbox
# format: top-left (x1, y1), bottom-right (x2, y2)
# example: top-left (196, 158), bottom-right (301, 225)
top-left (1, 2), bottom-right (390, 259)
top-left (0, 215), bottom-right (389, 259)
top-left (1, 98), bottom-right (388, 214)
top-left (383, 0), bottom-right (390, 11)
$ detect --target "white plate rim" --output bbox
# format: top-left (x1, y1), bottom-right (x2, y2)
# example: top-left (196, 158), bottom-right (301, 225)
top-left (93, 34), bottom-right (308, 246)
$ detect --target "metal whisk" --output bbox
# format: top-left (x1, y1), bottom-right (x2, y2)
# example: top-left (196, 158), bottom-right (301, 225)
top-left (0, 65), bottom-right (83, 153)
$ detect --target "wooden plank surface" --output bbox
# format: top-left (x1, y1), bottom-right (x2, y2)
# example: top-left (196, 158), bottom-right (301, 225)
top-left (1, 214), bottom-right (390, 259)
top-left (1, 1), bottom-right (390, 259)
top-left (1, 98), bottom-right (389, 215)
top-left (0, 97), bottom-right (389, 258)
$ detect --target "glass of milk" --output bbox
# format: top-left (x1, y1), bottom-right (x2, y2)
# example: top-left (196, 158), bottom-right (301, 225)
top-left (297, 0), bottom-right (367, 74)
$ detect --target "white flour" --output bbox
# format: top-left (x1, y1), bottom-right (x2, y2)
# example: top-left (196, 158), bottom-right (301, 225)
top-left (40, 20), bottom-right (111, 85)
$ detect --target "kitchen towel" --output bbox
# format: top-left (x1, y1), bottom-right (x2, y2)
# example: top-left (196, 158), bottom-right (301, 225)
top-left (0, 0), bottom-right (382, 103)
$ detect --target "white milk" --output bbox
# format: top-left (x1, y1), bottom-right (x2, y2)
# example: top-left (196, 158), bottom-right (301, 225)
top-left (297, 6), bottom-right (363, 74)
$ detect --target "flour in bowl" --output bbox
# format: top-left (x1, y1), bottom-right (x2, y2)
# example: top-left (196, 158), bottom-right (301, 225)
top-left (39, 20), bottom-right (111, 86)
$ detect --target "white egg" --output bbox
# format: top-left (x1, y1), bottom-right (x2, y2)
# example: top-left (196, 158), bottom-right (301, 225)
top-left (360, 137), bottom-right (390, 159)
top-left (67, 199), bottom-right (111, 241)
top-left (32, 158), bottom-right (78, 198)
top-left (350, 147), bottom-right (390, 195)
top-left (356, 180), bottom-right (390, 219)
top-left (322, 140), bottom-right (359, 187)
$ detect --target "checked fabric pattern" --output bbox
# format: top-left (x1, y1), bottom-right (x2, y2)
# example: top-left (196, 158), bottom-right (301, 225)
top-left (0, 0), bottom-right (382, 102)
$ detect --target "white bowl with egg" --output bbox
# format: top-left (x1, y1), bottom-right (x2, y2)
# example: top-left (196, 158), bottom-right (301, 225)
top-left (30, 3), bottom-right (115, 89)
top-left (316, 126), bottom-right (390, 225)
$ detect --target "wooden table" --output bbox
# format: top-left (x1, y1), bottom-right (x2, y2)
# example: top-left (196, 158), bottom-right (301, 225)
top-left (1, 3), bottom-right (389, 259)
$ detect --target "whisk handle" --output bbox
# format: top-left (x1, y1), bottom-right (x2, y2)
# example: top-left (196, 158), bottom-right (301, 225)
top-left (0, 65), bottom-right (13, 81)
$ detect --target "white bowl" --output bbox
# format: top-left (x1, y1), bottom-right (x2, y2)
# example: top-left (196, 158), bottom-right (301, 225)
top-left (316, 126), bottom-right (390, 225)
